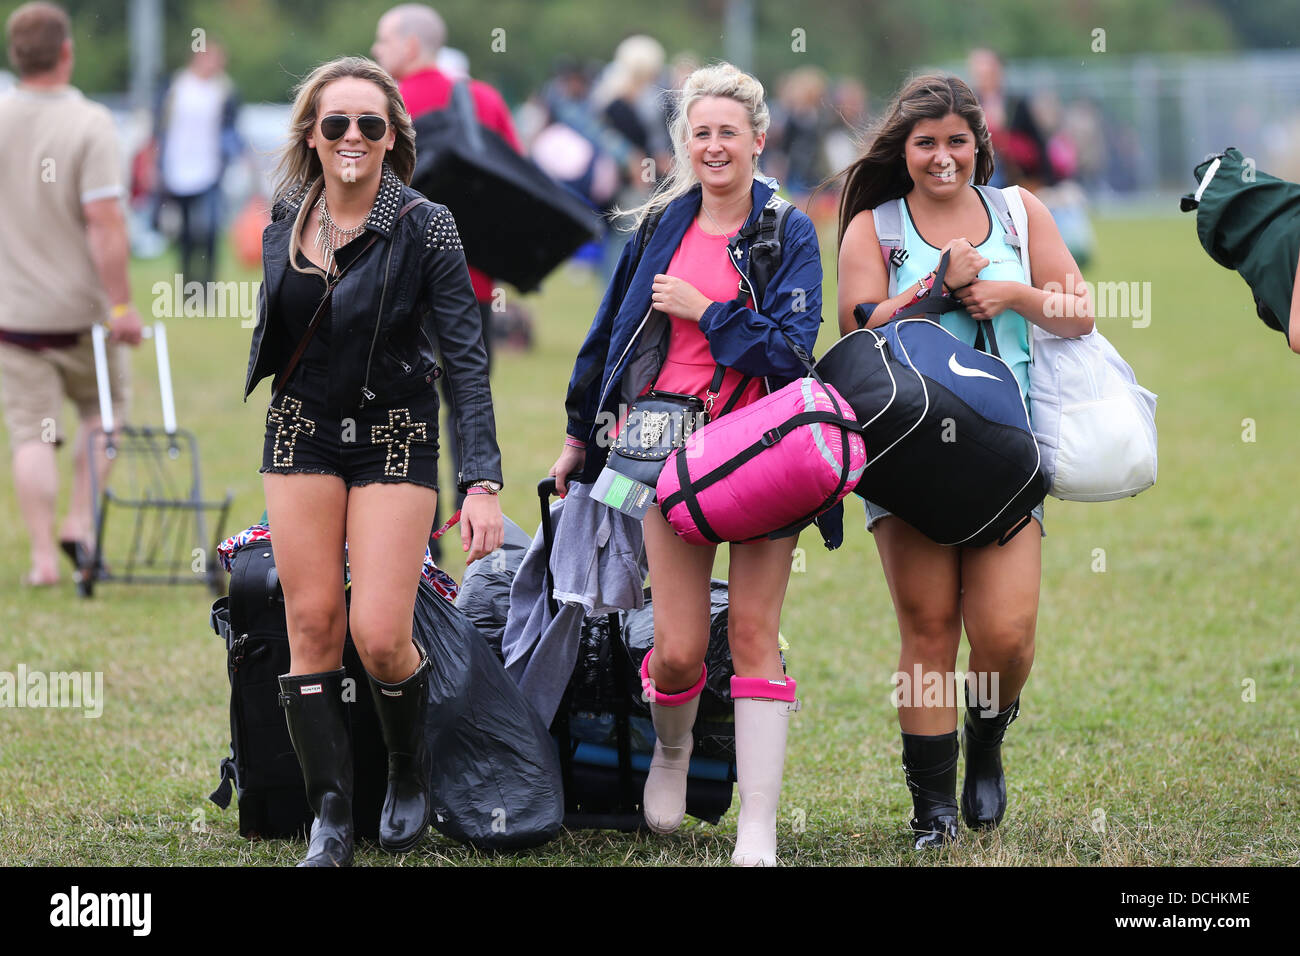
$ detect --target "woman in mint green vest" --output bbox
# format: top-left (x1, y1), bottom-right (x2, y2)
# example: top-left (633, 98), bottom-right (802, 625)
top-left (834, 74), bottom-right (1093, 848)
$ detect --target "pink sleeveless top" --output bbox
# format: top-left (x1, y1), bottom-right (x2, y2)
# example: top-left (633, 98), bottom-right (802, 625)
top-left (649, 219), bottom-right (766, 412)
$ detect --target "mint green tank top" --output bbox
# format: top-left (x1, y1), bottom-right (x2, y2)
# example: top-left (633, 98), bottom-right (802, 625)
top-left (895, 188), bottom-right (1032, 398)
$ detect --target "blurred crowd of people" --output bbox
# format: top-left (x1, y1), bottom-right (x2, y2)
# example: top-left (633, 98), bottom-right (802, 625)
top-left (513, 41), bottom-right (1102, 274)
top-left (115, 29), bottom-right (1115, 285)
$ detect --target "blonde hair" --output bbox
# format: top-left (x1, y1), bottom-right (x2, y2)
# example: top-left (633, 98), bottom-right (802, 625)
top-left (592, 34), bottom-right (665, 107)
top-left (621, 61), bottom-right (769, 232)
top-left (273, 56), bottom-right (416, 276)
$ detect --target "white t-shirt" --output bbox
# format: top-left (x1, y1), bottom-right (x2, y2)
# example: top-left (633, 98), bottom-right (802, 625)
top-left (161, 70), bottom-right (224, 196)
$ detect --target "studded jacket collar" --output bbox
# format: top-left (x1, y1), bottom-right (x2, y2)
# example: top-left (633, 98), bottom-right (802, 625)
top-left (275, 163), bottom-right (408, 240)
top-left (243, 164), bottom-right (503, 490)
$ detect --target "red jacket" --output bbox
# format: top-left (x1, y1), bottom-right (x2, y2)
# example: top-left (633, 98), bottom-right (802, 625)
top-left (399, 67), bottom-right (520, 302)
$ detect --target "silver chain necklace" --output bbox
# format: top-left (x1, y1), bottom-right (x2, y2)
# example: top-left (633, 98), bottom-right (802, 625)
top-left (700, 195), bottom-right (752, 235)
top-left (314, 191), bottom-right (367, 275)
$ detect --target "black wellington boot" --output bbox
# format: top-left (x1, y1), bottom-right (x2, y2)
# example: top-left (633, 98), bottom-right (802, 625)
top-left (961, 687), bottom-right (1021, 830)
top-left (901, 731), bottom-right (960, 850)
top-left (279, 669), bottom-right (354, 867)
top-left (367, 647), bottom-right (433, 853)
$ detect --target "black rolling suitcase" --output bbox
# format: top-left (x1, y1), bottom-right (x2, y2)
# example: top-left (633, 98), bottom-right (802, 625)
top-left (211, 537), bottom-right (564, 850)
top-left (536, 479), bottom-right (736, 831)
top-left (208, 545), bottom-right (388, 840)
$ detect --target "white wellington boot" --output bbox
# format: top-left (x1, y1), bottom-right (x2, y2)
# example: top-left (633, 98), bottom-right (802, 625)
top-left (640, 650), bottom-right (706, 834)
top-left (731, 676), bottom-right (799, 866)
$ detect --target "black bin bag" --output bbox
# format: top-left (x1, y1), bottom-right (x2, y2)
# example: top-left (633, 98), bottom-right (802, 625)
top-left (414, 575), bottom-right (564, 850)
top-left (455, 517), bottom-right (531, 662)
top-left (621, 580), bottom-right (738, 763)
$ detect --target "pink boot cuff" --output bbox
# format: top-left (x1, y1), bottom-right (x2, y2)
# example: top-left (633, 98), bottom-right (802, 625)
top-left (640, 649), bottom-right (707, 706)
top-left (731, 675), bottom-right (798, 702)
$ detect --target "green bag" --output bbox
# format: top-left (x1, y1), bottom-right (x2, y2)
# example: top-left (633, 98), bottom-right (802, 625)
top-left (1182, 146), bottom-right (1300, 337)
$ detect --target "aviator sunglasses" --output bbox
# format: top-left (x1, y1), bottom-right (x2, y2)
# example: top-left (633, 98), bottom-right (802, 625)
top-left (318, 113), bottom-right (389, 141)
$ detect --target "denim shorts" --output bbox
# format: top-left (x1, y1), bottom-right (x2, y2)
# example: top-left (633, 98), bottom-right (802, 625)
top-left (863, 498), bottom-right (1045, 538)
top-left (260, 364), bottom-right (440, 490)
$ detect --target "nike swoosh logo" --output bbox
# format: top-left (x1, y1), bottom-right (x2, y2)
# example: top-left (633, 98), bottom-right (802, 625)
top-left (948, 353), bottom-right (1002, 381)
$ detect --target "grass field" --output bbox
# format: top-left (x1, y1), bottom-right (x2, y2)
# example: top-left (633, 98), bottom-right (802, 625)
top-left (1, 213), bottom-right (1298, 867)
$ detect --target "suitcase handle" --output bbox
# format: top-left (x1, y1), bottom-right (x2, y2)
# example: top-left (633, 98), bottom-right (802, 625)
top-left (536, 474), bottom-right (580, 616)
top-left (536, 479), bottom-right (559, 618)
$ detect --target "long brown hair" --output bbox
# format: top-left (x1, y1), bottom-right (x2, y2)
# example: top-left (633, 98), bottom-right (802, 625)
top-left (834, 74), bottom-right (994, 246)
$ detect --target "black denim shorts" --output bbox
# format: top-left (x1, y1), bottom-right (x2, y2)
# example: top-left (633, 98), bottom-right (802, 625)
top-left (260, 364), bottom-right (440, 490)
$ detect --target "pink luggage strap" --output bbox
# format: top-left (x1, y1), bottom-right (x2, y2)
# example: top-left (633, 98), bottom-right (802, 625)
top-left (658, 334), bottom-right (863, 544)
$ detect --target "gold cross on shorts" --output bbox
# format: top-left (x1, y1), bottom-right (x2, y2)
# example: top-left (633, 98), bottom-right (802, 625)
top-left (371, 408), bottom-right (428, 478)
top-left (267, 396), bottom-right (317, 468)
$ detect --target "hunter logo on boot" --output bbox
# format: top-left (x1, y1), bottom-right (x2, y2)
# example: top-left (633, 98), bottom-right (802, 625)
top-left (300, 683), bottom-right (323, 695)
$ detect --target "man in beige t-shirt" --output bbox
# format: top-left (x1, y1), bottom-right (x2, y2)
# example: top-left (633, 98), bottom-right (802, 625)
top-left (0, 2), bottom-right (142, 586)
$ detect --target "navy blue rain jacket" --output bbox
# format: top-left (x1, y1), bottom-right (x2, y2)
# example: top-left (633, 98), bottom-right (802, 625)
top-left (563, 176), bottom-right (823, 481)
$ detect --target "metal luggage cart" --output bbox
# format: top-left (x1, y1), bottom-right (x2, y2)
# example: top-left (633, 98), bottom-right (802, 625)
top-left (77, 321), bottom-right (232, 598)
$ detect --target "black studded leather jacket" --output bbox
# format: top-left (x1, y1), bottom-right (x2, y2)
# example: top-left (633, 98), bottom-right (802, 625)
top-left (243, 165), bottom-right (503, 491)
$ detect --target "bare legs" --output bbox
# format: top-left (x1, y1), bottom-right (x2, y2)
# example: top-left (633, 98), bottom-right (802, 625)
top-left (642, 505), bottom-right (799, 864)
top-left (13, 417), bottom-right (112, 584)
top-left (264, 473), bottom-right (438, 864)
top-left (873, 514), bottom-right (1041, 843)
top-left (263, 474), bottom-right (436, 679)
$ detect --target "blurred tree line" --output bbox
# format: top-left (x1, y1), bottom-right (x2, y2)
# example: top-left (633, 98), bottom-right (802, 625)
top-left (2, 0), bottom-right (1292, 102)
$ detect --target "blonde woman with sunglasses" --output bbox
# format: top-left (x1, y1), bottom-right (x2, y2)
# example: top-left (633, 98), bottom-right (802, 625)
top-left (243, 56), bottom-right (504, 866)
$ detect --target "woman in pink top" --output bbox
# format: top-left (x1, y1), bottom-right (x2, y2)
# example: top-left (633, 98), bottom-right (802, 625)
top-left (650, 219), bottom-right (767, 407)
top-left (551, 63), bottom-right (824, 866)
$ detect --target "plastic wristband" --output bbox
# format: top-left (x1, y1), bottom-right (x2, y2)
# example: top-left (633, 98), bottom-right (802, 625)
top-left (466, 486), bottom-right (492, 496)
top-left (564, 436), bottom-right (586, 449)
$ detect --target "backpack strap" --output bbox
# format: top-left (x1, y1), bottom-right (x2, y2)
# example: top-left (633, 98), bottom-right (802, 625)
top-left (975, 184), bottom-right (1021, 255)
top-left (752, 193), bottom-right (793, 305)
top-left (631, 207), bottom-right (664, 276)
top-left (732, 194), bottom-right (792, 308)
top-left (871, 198), bottom-right (906, 296)
top-left (997, 184), bottom-right (1032, 279)
top-left (996, 184), bottom-right (1035, 360)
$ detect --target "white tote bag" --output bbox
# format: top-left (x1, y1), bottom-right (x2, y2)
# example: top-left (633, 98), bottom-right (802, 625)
top-left (1003, 187), bottom-right (1158, 502)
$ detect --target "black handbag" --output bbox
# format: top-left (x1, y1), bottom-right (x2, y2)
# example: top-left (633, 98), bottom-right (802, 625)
top-left (605, 390), bottom-right (707, 488)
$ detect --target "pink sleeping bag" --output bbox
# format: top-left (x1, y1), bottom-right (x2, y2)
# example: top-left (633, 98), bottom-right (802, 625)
top-left (657, 377), bottom-right (867, 545)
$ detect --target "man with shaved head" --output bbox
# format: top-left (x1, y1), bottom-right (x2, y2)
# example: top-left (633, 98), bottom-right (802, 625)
top-left (373, 4), bottom-right (520, 549)
top-left (0, 2), bottom-right (142, 586)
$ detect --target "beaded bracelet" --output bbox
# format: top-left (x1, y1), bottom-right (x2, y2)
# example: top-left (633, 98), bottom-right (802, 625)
top-left (891, 270), bottom-right (939, 318)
